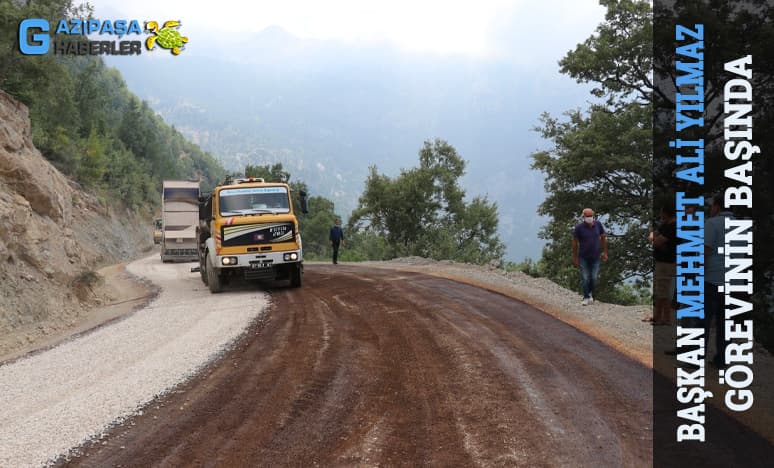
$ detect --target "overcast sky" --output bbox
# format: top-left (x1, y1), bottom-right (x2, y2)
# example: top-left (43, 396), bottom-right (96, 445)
top-left (93, 0), bottom-right (606, 64)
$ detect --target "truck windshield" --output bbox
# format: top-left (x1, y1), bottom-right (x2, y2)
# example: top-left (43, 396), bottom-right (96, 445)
top-left (219, 186), bottom-right (291, 216)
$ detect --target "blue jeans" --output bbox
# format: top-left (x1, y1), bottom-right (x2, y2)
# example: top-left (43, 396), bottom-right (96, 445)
top-left (579, 257), bottom-right (600, 299)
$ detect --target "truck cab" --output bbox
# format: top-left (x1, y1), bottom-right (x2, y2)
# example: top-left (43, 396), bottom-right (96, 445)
top-left (197, 177), bottom-right (308, 292)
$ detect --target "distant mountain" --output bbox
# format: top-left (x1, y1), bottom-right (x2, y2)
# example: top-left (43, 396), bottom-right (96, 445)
top-left (106, 26), bottom-right (592, 261)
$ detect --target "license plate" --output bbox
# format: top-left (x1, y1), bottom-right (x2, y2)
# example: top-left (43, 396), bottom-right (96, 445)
top-left (251, 263), bottom-right (270, 269)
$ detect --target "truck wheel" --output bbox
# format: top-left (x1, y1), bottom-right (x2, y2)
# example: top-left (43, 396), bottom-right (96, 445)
top-left (206, 254), bottom-right (222, 293)
top-left (199, 257), bottom-right (208, 286)
top-left (290, 263), bottom-right (302, 288)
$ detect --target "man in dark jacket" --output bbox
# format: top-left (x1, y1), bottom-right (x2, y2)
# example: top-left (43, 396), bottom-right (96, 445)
top-left (648, 204), bottom-right (677, 325)
top-left (329, 218), bottom-right (344, 264)
top-left (572, 208), bottom-right (608, 306)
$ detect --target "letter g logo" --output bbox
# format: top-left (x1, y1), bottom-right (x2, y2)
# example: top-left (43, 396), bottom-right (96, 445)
top-left (19, 19), bottom-right (50, 55)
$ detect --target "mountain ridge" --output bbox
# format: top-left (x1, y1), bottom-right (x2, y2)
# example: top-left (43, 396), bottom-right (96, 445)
top-left (105, 26), bottom-right (592, 261)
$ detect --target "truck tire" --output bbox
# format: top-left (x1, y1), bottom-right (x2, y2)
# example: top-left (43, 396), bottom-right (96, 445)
top-left (206, 254), bottom-right (222, 293)
top-left (290, 263), bottom-right (302, 288)
top-left (199, 256), bottom-right (208, 285)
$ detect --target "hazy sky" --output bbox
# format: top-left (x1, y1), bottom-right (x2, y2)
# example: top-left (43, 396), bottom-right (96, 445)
top-left (94, 0), bottom-right (606, 63)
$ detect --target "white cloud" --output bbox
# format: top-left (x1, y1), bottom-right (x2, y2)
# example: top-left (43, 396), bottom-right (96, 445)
top-left (92, 0), bottom-right (605, 58)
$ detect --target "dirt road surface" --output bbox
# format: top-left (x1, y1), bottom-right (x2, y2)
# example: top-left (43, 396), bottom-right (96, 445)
top-left (0, 256), bottom-right (267, 467)
top-left (68, 264), bottom-right (654, 467)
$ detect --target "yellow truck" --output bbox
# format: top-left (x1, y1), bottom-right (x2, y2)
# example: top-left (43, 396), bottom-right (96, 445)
top-left (195, 177), bottom-right (308, 292)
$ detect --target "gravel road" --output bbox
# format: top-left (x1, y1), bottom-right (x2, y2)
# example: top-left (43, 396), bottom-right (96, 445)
top-left (5, 257), bottom-right (771, 467)
top-left (67, 264), bottom-right (653, 467)
top-left (0, 255), bottom-right (268, 467)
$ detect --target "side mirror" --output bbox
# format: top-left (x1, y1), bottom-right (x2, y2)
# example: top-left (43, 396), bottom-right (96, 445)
top-left (199, 194), bottom-right (213, 221)
top-left (299, 190), bottom-right (309, 214)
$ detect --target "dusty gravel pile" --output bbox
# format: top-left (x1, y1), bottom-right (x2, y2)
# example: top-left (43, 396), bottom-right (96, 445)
top-left (0, 255), bottom-right (268, 467)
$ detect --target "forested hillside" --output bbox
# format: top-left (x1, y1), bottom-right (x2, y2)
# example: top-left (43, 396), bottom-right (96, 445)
top-left (104, 25), bottom-right (592, 263)
top-left (0, 1), bottom-right (225, 212)
top-left (0, 1), bottom-right (505, 268)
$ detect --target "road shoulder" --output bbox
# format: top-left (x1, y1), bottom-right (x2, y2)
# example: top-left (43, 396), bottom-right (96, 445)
top-left (0, 261), bottom-right (156, 364)
top-left (346, 258), bottom-right (653, 367)
top-left (346, 258), bottom-right (774, 443)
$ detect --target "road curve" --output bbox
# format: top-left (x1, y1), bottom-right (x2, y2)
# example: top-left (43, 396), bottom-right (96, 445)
top-left (67, 264), bottom-right (653, 467)
top-left (0, 255), bottom-right (268, 468)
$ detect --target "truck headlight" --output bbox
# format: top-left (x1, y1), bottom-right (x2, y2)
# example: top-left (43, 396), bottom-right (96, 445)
top-left (221, 256), bottom-right (238, 265)
top-left (283, 252), bottom-right (299, 261)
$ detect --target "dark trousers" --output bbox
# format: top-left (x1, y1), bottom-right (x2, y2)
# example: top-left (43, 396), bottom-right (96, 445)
top-left (704, 281), bottom-right (726, 366)
top-left (332, 242), bottom-right (340, 264)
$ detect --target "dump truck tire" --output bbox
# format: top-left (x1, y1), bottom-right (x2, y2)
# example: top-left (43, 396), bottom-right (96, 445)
top-left (290, 263), bottom-right (302, 288)
top-left (199, 258), bottom-right (208, 285)
top-left (206, 255), bottom-right (222, 293)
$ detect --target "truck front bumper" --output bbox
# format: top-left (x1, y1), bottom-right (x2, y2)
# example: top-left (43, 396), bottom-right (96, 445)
top-left (213, 250), bottom-right (302, 269)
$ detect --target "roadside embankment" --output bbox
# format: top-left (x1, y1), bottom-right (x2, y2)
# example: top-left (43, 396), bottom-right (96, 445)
top-left (0, 90), bottom-right (153, 358)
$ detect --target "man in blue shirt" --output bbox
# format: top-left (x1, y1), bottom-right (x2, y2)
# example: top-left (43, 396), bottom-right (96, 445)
top-left (705, 194), bottom-right (733, 369)
top-left (572, 208), bottom-right (609, 306)
top-left (329, 218), bottom-right (344, 264)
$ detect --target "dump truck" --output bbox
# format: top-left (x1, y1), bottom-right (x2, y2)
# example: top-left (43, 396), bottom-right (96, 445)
top-left (195, 177), bottom-right (308, 292)
top-left (160, 180), bottom-right (200, 262)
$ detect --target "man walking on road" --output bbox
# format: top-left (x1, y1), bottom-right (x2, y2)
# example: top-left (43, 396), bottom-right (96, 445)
top-left (329, 218), bottom-right (344, 264)
top-left (572, 208), bottom-right (608, 306)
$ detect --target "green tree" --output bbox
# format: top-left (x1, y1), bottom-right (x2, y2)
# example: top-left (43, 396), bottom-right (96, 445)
top-left (301, 196), bottom-right (339, 259)
top-left (530, 0), bottom-right (652, 303)
top-left (244, 163), bottom-right (290, 183)
top-left (351, 139), bottom-right (504, 264)
top-left (77, 127), bottom-right (106, 187)
top-left (73, 60), bottom-right (110, 137)
top-left (651, 1), bottom-right (774, 349)
top-left (339, 231), bottom-right (391, 262)
top-left (1, 0), bottom-right (227, 215)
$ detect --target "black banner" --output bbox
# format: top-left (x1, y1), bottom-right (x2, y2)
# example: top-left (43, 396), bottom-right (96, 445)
top-left (653, 1), bottom-right (774, 465)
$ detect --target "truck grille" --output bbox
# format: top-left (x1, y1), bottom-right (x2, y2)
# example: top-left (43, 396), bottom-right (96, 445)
top-left (221, 222), bottom-right (294, 247)
top-left (244, 268), bottom-right (276, 280)
top-left (164, 248), bottom-right (198, 257)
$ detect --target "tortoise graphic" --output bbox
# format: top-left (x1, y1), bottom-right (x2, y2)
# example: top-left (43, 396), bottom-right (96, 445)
top-left (145, 21), bottom-right (188, 55)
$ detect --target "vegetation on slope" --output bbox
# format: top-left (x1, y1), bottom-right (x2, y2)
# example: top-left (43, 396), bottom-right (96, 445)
top-left (0, 0), bottom-right (225, 213)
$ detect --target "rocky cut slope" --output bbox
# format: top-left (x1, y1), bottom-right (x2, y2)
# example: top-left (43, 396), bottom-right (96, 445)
top-left (0, 90), bottom-right (153, 357)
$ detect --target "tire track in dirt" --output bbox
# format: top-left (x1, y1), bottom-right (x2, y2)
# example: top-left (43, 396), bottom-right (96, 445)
top-left (66, 265), bottom-right (653, 467)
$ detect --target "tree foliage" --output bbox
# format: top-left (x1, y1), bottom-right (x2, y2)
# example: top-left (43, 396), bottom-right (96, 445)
top-left (0, 0), bottom-right (226, 212)
top-left (244, 163), bottom-right (290, 183)
top-left (350, 139), bottom-right (504, 265)
top-left (531, 0), bottom-right (652, 303)
top-left (652, 1), bottom-right (774, 350)
top-left (559, 0), bottom-right (652, 106)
